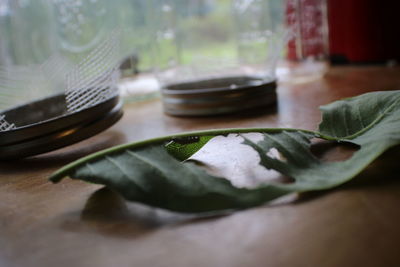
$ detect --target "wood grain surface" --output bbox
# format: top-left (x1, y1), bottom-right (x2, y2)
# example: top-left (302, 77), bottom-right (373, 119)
top-left (1, 66), bottom-right (400, 267)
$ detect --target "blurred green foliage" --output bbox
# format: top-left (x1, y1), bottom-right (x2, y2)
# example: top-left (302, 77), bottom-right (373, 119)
top-left (0, 0), bottom-right (284, 72)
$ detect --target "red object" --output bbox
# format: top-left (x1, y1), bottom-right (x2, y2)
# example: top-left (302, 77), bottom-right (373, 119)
top-left (328, 0), bottom-right (400, 64)
top-left (286, 0), bottom-right (327, 61)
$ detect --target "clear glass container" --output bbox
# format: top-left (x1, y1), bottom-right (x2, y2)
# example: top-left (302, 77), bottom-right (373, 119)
top-left (0, 0), bottom-right (125, 159)
top-left (150, 0), bottom-right (286, 116)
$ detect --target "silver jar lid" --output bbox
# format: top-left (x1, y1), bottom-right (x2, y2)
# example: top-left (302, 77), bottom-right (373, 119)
top-left (161, 76), bottom-right (277, 116)
top-left (0, 94), bottom-right (123, 160)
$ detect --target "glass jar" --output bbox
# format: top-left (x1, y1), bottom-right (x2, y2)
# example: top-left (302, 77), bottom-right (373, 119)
top-left (0, 0), bottom-right (123, 159)
top-left (150, 0), bottom-right (286, 116)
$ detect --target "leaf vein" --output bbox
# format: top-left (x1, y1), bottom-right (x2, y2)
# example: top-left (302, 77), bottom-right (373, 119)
top-left (356, 104), bottom-right (366, 128)
top-left (104, 155), bottom-right (133, 181)
top-left (340, 96), bottom-right (400, 140)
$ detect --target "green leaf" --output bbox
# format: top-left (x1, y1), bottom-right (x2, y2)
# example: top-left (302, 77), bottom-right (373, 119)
top-left (49, 90), bottom-right (400, 213)
top-left (62, 143), bottom-right (292, 212)
top-left (242, 131), bottom-right (375, 192)
top-left (319, 90), bottom-right (400, 147)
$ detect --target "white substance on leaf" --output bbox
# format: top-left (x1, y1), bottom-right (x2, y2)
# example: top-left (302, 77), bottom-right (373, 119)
top-left (267, 147), bottom-right (286, 162)
top-left (189, 133), bottom-right (283, 189)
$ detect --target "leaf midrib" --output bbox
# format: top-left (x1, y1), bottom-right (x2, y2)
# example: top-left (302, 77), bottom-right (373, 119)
top-left (49, 127), bottom-right (321, 182)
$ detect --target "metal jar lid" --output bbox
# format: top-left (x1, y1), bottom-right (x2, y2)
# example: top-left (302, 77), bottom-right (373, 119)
top-left (0, 93), bottom-right (123, 160)
top-left (161, 76), bottom-right (277, 116)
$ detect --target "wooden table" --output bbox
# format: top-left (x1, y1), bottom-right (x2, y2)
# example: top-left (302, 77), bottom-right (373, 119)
top-left (1, 66), bottom-right (400, 267)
